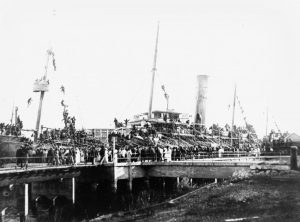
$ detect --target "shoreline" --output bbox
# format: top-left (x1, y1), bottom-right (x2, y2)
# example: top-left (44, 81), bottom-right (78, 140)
top-left (90, 169), bottom-right (300, 222)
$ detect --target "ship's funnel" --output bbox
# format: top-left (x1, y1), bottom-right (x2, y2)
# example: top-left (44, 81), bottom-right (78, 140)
top-left (194, 75), bottom-right (208, 125)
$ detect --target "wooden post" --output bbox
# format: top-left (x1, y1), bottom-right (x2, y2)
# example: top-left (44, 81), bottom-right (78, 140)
top-left (144, 177), bottom-right (150, 189)
top-left (17, 183), bottom-right (30, 222)
top-left (113, 137), bottom-right (117, 164)
top-left (128, 179), bottom-right (132, 192)
top-left (72, 177), bottom-right (76, 204)
top-left (112, 137), bottom-right (118, 193)
top-left (162, 178), bottom-right (166, 190)
top-left (0, 208), bottom-right (7, 222)
top-left (111, 180), bottom-right (118, 193)
top-left (127, 152), bottom-right (132, 192)
top-left (290, 146), bottom-right (298, 170)
top-left (52, 196), bottom-right (58, 206)
top-left (22, 183), bottom-right (29, 222)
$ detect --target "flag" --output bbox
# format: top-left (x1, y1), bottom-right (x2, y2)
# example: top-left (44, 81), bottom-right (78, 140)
top-left (60, 85), bottom-right (65, 94)
top-left (47, 49), bottom-right (54, 56)
top-left (27, 98), bottom-right (32, 107)
top-left (164, 92), bottom-right (169, 100)
top-left (161, 85), bottom-right (169, 99)
top-left (52, 57), bottom-right (56, 71)
top-left (47, 49), bottom-right (56, 71)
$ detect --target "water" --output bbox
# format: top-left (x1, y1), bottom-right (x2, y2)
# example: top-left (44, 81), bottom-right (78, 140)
top-left (0, 177), bottom-right (213, 222)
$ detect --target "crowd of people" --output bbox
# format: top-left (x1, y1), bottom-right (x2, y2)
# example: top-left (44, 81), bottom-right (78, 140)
top-left (0, 122), bottom-right (23, 136)
top-left (7, 112), bottom-right (263, 169)
top-left (11, 133), bottom-right (264, 171)
top-left (14, 141), bottom-right (110, 168)
top-left (110, 120), bottom-right (260, 151)
top-left (15, 142), bottom-right (249, 169)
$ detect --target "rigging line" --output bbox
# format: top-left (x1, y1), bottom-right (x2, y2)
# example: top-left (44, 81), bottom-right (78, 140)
top-left (119, 73), bottom-right (164, 121)
top-left (155, 71), bottom-right (165, 91)
top-left (117, 61), bottom-right (160, 120)
top-left (237, 98), bottom-right (249, 127)
top-left (270, 115), bottom-right (282, 133)
top-left (155, 71), bottom-right (170, 105)
top-left (118, 83), bottom-right (148, 121)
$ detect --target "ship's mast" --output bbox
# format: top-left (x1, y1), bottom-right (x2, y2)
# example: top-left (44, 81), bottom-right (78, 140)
top-left (15, 106), bottom-right (18, 125)
top-left (265, 106), bottom-right (268, 137)
top-left (34, 49), bottom-right (52, 141)
top-left (9, 102), bottom-right (14, 135)
top-left (10, 102), bottom-right (14, 126)
top-left (231, 84), bottom-right (237, 146)
top-left (148, 22), bottom-right (160, 119)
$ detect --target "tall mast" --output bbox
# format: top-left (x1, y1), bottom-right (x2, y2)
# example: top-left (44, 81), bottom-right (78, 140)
top-left (15, 106), bottom-right (18, 125)
top-left (231, 84), bottom-right (237, 145)
top-left (10, 102), bottom-right (14, 125)
top-left (34, 49), bottom-right (52, 141)
top-left (265, 106), bottom-right (268, 137)
top-left (10, 102), bottom-right (14, 135)
top-left (148, 22), bottom-right (160, 119)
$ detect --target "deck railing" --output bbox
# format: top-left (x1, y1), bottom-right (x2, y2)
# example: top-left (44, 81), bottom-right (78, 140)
top-left (0, 151), bottom-right (286, 170)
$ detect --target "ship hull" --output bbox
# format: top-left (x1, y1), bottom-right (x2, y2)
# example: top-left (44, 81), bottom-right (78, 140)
top-left (0, 135), bottom-right (23, 158)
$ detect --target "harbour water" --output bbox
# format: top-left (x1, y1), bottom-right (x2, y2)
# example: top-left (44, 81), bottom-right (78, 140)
top-left (0, 177), bottom-right (214, 221)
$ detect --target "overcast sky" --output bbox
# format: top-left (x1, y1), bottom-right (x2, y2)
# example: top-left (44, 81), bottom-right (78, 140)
top-left (0, 0), bottom-right (299, 137)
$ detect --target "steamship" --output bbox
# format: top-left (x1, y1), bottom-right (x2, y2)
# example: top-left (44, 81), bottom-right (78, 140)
top-left (112, 24), bottom-right (242, 149)
top-left (112, 25), bottom-right (257, 150)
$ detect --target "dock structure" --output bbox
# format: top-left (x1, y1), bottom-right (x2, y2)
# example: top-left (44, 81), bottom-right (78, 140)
top-left (0, 154), bottom-right (297, 221)
top-left (0, 155), bottom-right (295, 188)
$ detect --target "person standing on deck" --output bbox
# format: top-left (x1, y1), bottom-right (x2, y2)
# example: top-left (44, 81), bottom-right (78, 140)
top-left (47, 147), bottom-right (54, 166)
top-left (75, 147), bottom-right (80, 165)
top-left (165, 146), bottom-right (172, 162)
top-left (22, 145), bottom-right (29, 170)
top-left (163, 146), bottom-right (167, 161)
top-left (16, 146), bottom-right (23, 168)
top-left (54, 148), bottom-right (60, 165)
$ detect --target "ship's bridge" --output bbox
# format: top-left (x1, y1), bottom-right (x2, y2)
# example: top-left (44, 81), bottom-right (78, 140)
top-left (131, 110), bottom-right (190, 123)
top-left (33, 78), bottom-right (49, 92)
top-left (129, 111), bottom-right (192, 133)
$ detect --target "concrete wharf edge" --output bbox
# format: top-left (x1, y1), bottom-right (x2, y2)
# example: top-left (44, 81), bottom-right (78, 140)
top-left (0, 157), bottom-right (292, 187)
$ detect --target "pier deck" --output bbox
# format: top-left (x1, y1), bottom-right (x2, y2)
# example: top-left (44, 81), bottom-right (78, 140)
top-left (0, 156), bottom-right (292, 187)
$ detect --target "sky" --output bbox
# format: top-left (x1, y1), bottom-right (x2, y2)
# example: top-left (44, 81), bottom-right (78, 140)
top-left (0, 0), bottom-right (300, 138)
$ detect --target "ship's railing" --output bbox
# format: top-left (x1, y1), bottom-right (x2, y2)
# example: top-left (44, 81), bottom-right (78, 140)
top-left (0, 157), bottom-right (48, 169)
top-left (114, 151), bottom-right (284, 163)
top-left (0, 156), bottom-right (95, 169)
top-left (0, 151), bottom-right (286, 169)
